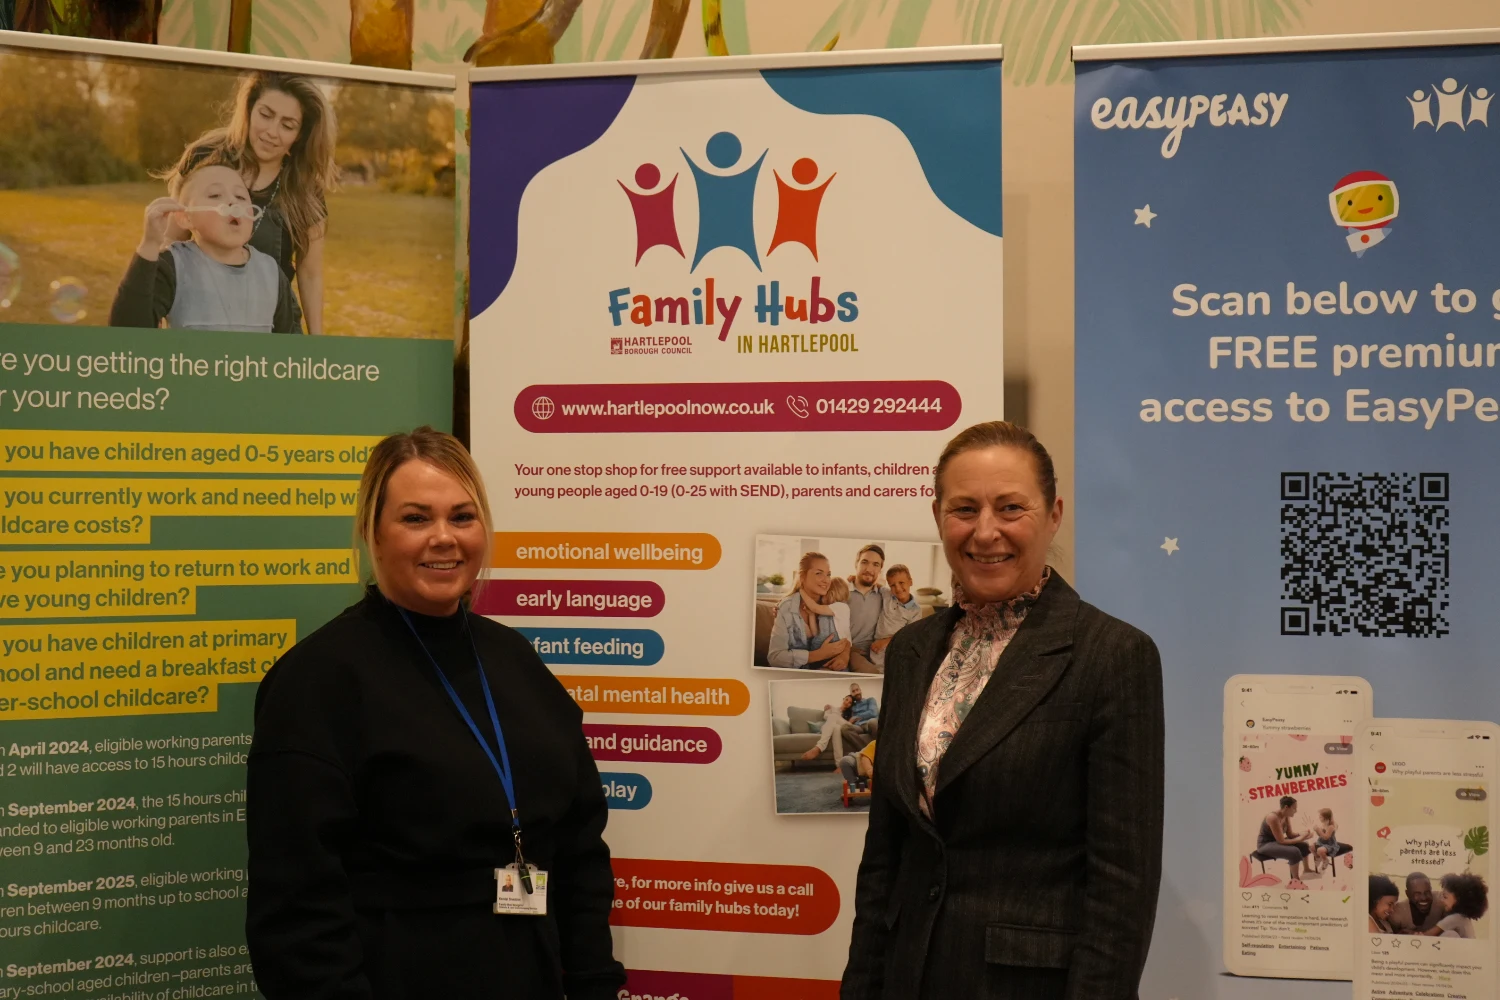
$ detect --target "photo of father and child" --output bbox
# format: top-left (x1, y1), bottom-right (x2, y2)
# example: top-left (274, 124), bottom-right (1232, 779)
top-left (751, 534), bottom-right (949, 676)
top-left (769, 677), bottom-right (882, 815)
top-left (1369, 870), bottom-right (1490, 939)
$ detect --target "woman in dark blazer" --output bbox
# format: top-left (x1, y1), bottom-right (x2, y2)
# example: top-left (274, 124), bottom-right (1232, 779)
top-left (246, 428), bottom-right (624, 999)
top-left (842, 421), bottom-right (1165, 1000)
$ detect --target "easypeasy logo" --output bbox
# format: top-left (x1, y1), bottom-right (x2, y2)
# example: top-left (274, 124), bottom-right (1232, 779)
top-left (1090, 91), bottom-right (1289, 158)
top-left (608, 130), bottom-right (859, 348)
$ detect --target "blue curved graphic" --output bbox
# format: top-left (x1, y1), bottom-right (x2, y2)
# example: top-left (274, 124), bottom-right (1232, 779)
top-left (762, 61), bottom-right (1002, 237)
top-left (515, 627), bottom-right (664, 666)
top-left (470, 76), bottom-right (636, 315)
top-left (600, 771), bottom-right (653, 810)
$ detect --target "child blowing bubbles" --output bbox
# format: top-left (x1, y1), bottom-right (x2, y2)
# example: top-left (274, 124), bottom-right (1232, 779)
top-left (110, 163), bottom-right (303, 334)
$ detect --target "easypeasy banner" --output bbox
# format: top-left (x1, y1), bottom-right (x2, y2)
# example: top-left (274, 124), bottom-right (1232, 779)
top-left (0, 31), bottom-right (455, 996)
top-left (1075, 29), bottom-right (1500, 1000)
top-left (467, 47), bottom-right (1002, 993)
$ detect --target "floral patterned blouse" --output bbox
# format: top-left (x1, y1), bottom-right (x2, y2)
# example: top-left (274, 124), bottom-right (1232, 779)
top-left (915, 567), bottom-right (1051, 817)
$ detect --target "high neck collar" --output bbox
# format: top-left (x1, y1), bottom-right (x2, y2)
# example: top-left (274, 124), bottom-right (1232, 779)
top-left (371, 584), bottom-right (466, 635)
top-left (952, 565), bottom-right (1052, 625)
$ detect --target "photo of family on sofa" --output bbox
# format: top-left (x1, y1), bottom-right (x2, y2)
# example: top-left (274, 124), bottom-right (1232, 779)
top-left (770, 677), bottom-right (882, 814)
top-left (751, 534), bottom-right (949, 676)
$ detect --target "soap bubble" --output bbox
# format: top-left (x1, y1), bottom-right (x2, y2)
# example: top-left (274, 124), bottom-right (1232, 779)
top-left (0, 243), bottom-right (18, 310)
top-left (48, 278), bottom-right (88, 324)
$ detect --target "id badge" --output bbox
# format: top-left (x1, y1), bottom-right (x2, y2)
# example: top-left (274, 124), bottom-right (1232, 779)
top-left (493, 864), bottom-right (547, 915)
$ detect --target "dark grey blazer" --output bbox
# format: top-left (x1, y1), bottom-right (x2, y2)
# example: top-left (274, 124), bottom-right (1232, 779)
top-left (841, 573), bottom-right (1164, 1000)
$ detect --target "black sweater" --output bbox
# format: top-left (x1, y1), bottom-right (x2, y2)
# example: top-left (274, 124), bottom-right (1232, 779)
top-left (246, 588), bottom-right (624, 999)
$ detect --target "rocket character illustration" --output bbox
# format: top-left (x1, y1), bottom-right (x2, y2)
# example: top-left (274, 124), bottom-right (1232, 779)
top-left (1328, 170), bottom-right (1399, 257)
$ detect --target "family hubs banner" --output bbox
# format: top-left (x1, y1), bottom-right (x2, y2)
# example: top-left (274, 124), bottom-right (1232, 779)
top-left (467, 47), bottom-right (1003, 993)
top-left (1075, 30), bottom-right (1500, 1000)
top-left (0, 34), bottom-right (456, 997)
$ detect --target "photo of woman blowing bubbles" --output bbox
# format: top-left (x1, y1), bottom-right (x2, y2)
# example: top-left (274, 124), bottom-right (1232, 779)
top-left (160, 71), bottom-right (337, 333)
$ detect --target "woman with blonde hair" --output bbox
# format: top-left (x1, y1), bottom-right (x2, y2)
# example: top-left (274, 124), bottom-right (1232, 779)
top-left (161, 72), bottom-right (338, 333)
top-left (246, 427), bottom-right (624, 999)
top-left (767, 551), bottom-right (852, 671)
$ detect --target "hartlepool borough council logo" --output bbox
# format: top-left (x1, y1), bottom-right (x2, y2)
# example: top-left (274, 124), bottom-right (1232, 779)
top-left (607, 130), bottom-right (860, 357)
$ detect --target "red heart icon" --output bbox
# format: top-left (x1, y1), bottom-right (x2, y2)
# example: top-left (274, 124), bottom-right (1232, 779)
top-left (1376, 826), bottom-right (1391, 839)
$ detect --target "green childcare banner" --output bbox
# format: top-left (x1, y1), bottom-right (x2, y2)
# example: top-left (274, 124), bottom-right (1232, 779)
top-left (0, 324), bottom-right (451, 996)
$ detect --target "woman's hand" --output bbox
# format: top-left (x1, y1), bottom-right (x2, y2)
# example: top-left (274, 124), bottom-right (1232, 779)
top-left (137, 198), bottom-right (186, 261)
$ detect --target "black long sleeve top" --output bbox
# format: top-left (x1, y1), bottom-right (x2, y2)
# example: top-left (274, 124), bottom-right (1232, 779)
top-left (246, 587), bottom-right (625, 999)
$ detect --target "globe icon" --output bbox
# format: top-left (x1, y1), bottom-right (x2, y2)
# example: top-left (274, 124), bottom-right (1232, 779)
top-left (531, 396), bottom-right (556, 421)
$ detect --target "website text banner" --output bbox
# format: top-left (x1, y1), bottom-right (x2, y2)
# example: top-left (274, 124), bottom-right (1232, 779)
top-left (469, 51), bottom-right (1002, 986)
top-left (0, 324), bottom-right (451, 995)
top-left (1075, 41), bottom-right (1500, 1000)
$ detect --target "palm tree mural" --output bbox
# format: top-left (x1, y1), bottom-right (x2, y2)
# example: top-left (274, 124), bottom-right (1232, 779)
top-left (808, 0), bottom-right (1311, 83)
top-left (13, 0), bottom-right (163, 43)
top-left (351, 0), bottom-right (415, 68)
top-left (462, 0), bottom-right (686, 66)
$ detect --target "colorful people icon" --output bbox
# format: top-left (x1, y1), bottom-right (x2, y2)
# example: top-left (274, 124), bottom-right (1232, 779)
top-left (1328, 170), bottom-right (1399, 258)
top-left (682, 130), bottom-right (766, 270)
top-left (768, 157), bottom-right (835, 260)
top-left (619, 163), bottom-right (683, 265)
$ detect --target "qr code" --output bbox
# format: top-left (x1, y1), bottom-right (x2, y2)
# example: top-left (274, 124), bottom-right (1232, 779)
top-left (1280, 472), bottom-right (1450, 637)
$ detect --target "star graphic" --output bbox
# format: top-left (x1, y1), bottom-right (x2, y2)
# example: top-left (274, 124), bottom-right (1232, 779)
top-left (1161, 537), bottom-right (1179, 555)
top-left (1134, 204), bottom-right (1157, 228)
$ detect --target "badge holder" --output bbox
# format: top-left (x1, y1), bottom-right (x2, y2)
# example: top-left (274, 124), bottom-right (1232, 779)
top-left (494, 863), bottom-right (548, 915)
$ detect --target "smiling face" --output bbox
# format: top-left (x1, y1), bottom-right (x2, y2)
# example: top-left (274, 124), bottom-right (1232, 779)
top-left (249, 87), bottom-right (304, 167)
top-left (1333, 181), bottom-right (1396, 226)
top-left (799, 557), bottom-right (831, 600)
top-left (371, 458), bottom-right (487, 616)
top-left (1409, 878), bottom-right (1433, 911)
top-left (854, 548), bottom-right (884, 588)
top-left (887, 570), bottom-right (913, 604)
top-left (849, 684), bottom-right (862, 701)
top-left (1372, 894), bottom-right (1397, 921)
top-left (179, 165), bottom-right (254, 250)
top-left (934, 445), bottom-right (1062, 604)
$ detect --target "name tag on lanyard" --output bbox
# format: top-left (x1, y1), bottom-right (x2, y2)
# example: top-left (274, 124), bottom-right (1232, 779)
top-left (396, 604), bottom-right (542, 916)
top-left (494, 864), bottom-right (548, 915)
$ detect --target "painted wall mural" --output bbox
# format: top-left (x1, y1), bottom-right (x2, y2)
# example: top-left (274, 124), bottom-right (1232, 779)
top-left (2, 1), bottom-right (1317, 77)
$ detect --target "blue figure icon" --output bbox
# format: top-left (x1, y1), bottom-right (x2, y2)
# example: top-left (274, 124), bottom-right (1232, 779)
top-left (682, 131), bottom-right (765, 270)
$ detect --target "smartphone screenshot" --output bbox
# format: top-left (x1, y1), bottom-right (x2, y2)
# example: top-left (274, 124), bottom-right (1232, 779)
top-left (1223, 675), bottom-right (1371, 979)
top-left (1356, 719), bottom-right (1498, 1000)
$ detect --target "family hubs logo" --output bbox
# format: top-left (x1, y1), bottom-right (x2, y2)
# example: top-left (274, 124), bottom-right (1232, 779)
top-left (1090, 91), bottom-right (1289, 158)
top-left (1408, 77), bottom-right (1492, 130)
top-left (607, 130), bottom-right (859, 347)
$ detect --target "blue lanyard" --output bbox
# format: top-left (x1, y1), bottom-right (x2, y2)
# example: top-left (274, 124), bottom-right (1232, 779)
top-left (396, 605), bottom-right (530, 876)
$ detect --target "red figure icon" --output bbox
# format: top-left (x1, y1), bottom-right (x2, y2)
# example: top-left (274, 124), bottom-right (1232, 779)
top-left (619, 163), bottom-right (683, 264)
top-left (768, 157), bottom-right (834, 260)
